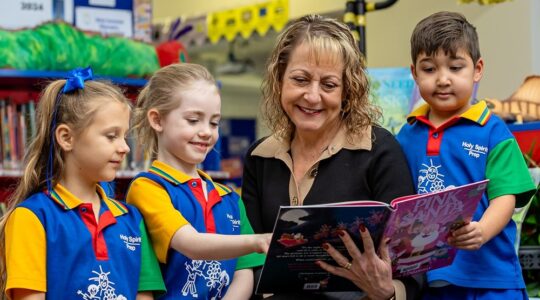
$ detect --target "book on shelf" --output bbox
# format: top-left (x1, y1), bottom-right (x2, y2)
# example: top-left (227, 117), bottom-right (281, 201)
top-left (17, 103), bottom-right (26, 163)
top-left (0, 100), bottom-right (37, 170)
top-left (27, 100), bottom-right (36, 140)
top-left (256, 180), bottom-right (488, 294)
top-left (0, 99), bottom-right (151, 174)
top-left (1, 100), bottom-right (11, 168)
top-left (7, 101), bottom-right (18, 165)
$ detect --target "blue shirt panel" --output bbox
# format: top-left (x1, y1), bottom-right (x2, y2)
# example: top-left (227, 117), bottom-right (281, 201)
top-left (19, 192), bottom-right (143, 299)
top-left (136, 172), bottom-right (240, 300)
top-left (397, 115), bottom-right (525, 289)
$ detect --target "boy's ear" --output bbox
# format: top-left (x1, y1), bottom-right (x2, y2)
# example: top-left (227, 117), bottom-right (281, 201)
top-left (410, 64), bottom-right (418, 80)
top-left (473, 58), bottom-right (484, 82)
top-left (147, 109), bottom-right (163, 132)
top-left (55, 124), bottom-right (74, 151)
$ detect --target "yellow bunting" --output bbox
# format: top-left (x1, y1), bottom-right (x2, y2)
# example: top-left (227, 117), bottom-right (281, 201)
top-left (207, 12), bottom-right (223, 44)
top-left (223, 9), bottom-right (240, 42)
top-left (255, 2), bottom-right (271, 36)
top-left (206, 0), bottom-right (289, 44)
top-left (270, 0), bottom-right (289, 32)
top-left (239, 6), bottom-right (259, 39)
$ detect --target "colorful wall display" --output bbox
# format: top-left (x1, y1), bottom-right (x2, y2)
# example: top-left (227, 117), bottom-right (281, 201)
top-left (367, 67), bottom-right (415, 134)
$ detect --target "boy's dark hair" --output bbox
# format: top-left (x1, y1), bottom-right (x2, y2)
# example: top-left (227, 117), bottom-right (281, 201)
top-left (411, 11), bottom-right (481, 65)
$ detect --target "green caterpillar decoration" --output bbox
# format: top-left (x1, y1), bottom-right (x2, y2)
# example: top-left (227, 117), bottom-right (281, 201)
top-left (0, 22), bottom-right (188, 78)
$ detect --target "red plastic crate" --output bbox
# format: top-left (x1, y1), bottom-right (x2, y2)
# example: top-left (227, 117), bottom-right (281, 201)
top-left (507, 121), bottom-right (540, 166)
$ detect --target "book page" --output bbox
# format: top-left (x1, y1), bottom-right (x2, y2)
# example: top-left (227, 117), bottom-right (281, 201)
top-left (257, 204), bottom-right (392, 293)
top-left (383, 180), bottom-right (488, 277)
top-left (323, 200), bottom-right (388, 207)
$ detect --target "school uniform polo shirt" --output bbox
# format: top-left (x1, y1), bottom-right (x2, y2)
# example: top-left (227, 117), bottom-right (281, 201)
top-left (5, 184), bottom-right (165, 299)
top-left (397, 100), bottom-right (536, 289)
top-left (126, 160), bottom-right (264, 299)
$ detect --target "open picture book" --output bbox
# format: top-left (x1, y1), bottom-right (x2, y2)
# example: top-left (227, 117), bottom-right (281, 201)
top-left (256, 179), bottom-right (488, 294)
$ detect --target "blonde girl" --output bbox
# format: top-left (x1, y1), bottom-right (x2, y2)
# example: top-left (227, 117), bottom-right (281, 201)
top-left (127, 63), bottom-right (270, 299)
top-left (0, 68), bottom-right (164, 300)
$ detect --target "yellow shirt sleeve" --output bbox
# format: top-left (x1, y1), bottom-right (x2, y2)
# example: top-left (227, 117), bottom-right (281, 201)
top-left (126, 177), bottom-right (189, 263)
top-left (5, 207), bottom-right (47, 297)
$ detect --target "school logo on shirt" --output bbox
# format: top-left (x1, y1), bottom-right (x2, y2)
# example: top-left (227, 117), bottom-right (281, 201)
top-left (417, 159), bottom-right (455, 194)
top-left (462, 141), bottom-right (488, 158)
top-left (119, 234), bottom-right (141, 251)
top-left (226, 214), bottom-right (240, 232)
top-left (77, 265), bottom-right (126, 300)
top-left (182, 260), bottom-right (230, 299)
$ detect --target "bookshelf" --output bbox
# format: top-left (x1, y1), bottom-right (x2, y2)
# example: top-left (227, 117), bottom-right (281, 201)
top-left (0, 69), bottom-right (232, 203)
top-left (0, 69), bottom-right (146, 103)
top-left (0, 70), bottom-right (148, 203)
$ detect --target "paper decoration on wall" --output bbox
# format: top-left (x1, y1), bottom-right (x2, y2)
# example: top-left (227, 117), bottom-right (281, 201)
top-left (0, 21), bottom-right (189, 78)
top-left (134, 0), bottom-right (152, 42)
top-left (207, 0), bottom-right (289, 44)
top-left (179, 15), bottom-right (208, 46)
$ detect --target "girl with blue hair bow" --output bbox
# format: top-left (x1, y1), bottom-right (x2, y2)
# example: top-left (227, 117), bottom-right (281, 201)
top-left (0, 67), bottom-right (165, 299)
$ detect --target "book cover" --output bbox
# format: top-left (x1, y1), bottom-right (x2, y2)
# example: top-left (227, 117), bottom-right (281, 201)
top-left (256, 180), bottom-right (488, 294)
top-left (383, 180), bottom-right (487, 277)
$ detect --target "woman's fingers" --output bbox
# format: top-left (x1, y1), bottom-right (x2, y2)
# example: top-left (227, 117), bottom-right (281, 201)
top-left (322, 242), bottom-right (350, 269)
top-left (337, 230), bottom-right (363, 261)
top-left (379, 237), bottom-right (391, 264)
top-left (358, 225), bottom-right (376, 258)
top-left (315, 260), bottom-right (353, 281)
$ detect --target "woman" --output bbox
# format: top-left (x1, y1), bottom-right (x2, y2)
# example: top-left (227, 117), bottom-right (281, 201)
top-left (242, 15), bottom-right (423, 300)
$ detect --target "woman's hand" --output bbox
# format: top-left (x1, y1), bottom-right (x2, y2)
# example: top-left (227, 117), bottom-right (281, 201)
top-left (316, 226), bottom-right (395, 300)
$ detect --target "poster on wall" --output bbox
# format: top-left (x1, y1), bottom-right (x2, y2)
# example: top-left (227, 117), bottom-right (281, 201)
top-left (73, 0), bottom-right (133, 37)
top-left (0, 0), bottom-right (54, 29)
top-left (133, 0), bottom-right (151, 42)
top-left (367, 67), bottom-right (415, 134)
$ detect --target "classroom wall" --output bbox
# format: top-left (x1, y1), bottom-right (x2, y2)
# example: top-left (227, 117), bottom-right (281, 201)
top-left (365, 0), bottom-right (537, 101)
top-left (153, 0), bottom-right (539, 137)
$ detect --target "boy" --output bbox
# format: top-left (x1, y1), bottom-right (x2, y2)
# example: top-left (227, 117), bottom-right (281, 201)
top-left (397, 11), bottom-right (536, 300)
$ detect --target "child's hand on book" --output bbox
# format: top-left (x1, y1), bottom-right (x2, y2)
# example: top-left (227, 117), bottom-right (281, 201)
top-left (254, 233), bottom-right (272, 254)
top-left (447, 221), bottom-right (485, 250)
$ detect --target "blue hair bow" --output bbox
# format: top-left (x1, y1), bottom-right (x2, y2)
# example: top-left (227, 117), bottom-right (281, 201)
top-left (63, 66), bottom-right (93, 93)
top-left (46, 66), bottom-right (94, 195)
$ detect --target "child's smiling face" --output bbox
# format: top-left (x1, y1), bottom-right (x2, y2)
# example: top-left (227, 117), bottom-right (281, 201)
top-left (412, 48), bottom-right (483, 125)
top-left (157, 80), bottom-right (221, 175)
